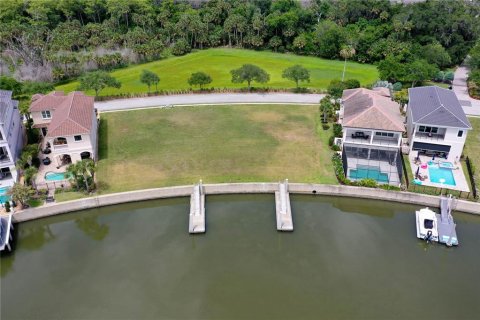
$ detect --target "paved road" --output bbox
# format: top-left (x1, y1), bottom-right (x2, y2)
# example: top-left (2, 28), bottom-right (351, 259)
top-left (95, 93), bottom-right (325, 112)
top-left (453, 65), bottom-right (480, 117)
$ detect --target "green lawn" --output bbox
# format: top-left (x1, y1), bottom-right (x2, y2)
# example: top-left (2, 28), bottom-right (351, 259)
top-left (464, 117), bottom-right (480, 184)
top-left (96, 104), bottom-right (337, 193)
top-left (56, 48), bottom-right (379, 96)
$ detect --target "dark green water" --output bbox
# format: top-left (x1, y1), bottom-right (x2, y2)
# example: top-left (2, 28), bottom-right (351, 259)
top-left (1, 195), bottom-right (480, 320)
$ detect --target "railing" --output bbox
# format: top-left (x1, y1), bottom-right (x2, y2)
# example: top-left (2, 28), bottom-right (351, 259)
top-left (53, 144), bottom-right (69, 150)
top-left (0, 154), bottom-right (10, 163)
top-left (371, 137), bottom-right (400, 147)
top-left (414, 132), bottom-right (445, 141)
top-left (466, 156), bottom-right (478, 200)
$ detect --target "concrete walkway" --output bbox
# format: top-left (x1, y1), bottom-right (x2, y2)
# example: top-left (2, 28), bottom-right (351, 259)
top-left (95, 93), bottom-right (325, 112)
top-left (453, 65), bottom-right (480, 116)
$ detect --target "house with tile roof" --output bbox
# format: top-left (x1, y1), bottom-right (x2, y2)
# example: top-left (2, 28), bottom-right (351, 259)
top-left (339, 88), bottom-right (405, 186)
top-left (407, 86), bottom-right (471, 163)
top-left (29, 91), bottom-right (97, 166)
top-left (0, 90), bottom-right (24, 188)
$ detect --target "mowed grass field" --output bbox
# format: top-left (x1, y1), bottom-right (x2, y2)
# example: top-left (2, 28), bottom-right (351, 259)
top-left (464, 117), bottom-right (480, 184)
top-left (96, 104), bottom-right (337, 193)
top-left (56, 48), bottom-right (379, 96)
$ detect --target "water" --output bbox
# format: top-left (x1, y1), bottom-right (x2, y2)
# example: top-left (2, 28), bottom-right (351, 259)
top-left (2, 195), bottom-right (480, 320)
top-left (0, 186), bottom-right (10, 203)
top-left (44, 171), bottom-right (70, 181)
top-left (349, 165), bottom-right (389, 183)
top-left (428, 165), bottom-right (456, 185)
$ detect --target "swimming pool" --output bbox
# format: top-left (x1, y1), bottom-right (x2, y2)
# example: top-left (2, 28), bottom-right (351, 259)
top-left (349, 165), bottom-right (389, 183)
top-left (44, 172), bottom-right (71, 181)
top-left (0, 186), bottom-right (11, 203)
top-left (428, 166), bottom-right (456, 186)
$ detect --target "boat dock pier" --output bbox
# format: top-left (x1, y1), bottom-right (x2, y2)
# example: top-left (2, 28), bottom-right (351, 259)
top-left (436, 195), bottom-right (458, 246)
top-left (275, 179), bottom-right (293, 231)
top-left (189, 180), bottom-right (205, 234)
top-left (0, 212), bottom-right (14, 252)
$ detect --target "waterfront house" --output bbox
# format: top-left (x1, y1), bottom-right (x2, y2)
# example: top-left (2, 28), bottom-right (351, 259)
top-left (339, 88), bottom-right (405, 185)
top-left (0, 90), bottom-right (24, 188)
top-left (29, 91), bottom-right (97, 167)
top-left (406, 86), bottom-right (471, 163)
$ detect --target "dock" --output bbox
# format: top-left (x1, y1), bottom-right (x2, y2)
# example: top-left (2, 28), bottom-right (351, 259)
top-left (275, 179), bottom-right (293, 231)
top-left (189, 181), bottom-right (205, 233)
top-left (435, 195), bottom-right (458, 246)
top-left (0, 212), bottom-right (14, 252)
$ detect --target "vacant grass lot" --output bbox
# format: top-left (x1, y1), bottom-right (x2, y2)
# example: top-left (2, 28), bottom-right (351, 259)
top-left (464, 117), bottom-right (480, 184)
top-left (56, 48), bottom-right (379, 96)
top-left (95, 104), bottom-right (336, 193)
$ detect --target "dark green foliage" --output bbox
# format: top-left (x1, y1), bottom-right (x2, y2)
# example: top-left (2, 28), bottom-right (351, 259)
top-left (322, 124), bottom-right (330, 130)
top-left (357, 179), bottom-right (378, 188)
top-left (333, 123), bottom-right (342, 138)
top-left (26, 119), bottom-right (40, 144)
top-left (140, 70), bottom-right (160, 92)
top-left (231, 64), bottom-right (270, 91)
top-left (328, 135), bottom-right (335, 147)
top-left (327, 79), bottom-right (360, 98)
top-left (378, 56), bottom-right (438, 86)
top-left (188, 72), bottom-right (212, 89)
top-left (22, 81), bottom-right (55, 95)
top-left (392, 82), bottom-right (402, 91)
top-left (0, 76), bottom-right (22, 96)
top-left (5, 201), bottom-right (11, 212)
top-left (331, 145), bottom-right (340, 152)
top-left (78, 71), bottom-right (121, 97)
top-left (282, 65), bottom-right (310, 88)
top-left (172, 39), bottom-right (191, 56)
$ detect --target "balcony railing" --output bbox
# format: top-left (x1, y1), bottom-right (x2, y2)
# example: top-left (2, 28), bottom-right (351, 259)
top-left (414, 132), bottom-right (445, 141)
top-left (53, 144), bottom-right (69, 150)
top-left (0, 154), bottom-right (11, 163)
top-left (371, 137), bottom-right (400, 147)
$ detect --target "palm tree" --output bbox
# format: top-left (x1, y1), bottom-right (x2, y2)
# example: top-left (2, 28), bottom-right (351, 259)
top-left (340, 45), bottom-right (356, 82)
top-left (23, 166), bottom-right (38, 186)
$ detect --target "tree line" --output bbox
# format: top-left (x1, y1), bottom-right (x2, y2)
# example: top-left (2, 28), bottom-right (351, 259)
top-left (1, 0), bottom-right (479, 82)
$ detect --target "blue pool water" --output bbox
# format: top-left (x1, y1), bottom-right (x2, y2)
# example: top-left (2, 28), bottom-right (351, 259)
top-left (0, 186), bottom-right (11, 203)
top-left (44, 172), bottom-right (70, 181)
top-left (349, 165), bottom-right (389, 183)
top-left (428, 166), bottom-right (456, 186)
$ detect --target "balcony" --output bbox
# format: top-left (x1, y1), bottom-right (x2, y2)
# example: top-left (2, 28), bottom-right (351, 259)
top-left (0, 148), bottom-right (10, 164)
top-left (371, 137), bottom-right (400, 147)
top-left (53, 143), bottom-right (69, 151)
top-left (414, 132), bottom-right (445, 141)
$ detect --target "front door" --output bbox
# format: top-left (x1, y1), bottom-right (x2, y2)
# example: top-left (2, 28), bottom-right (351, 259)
top-left (41, 127), bottom-right (48, 137)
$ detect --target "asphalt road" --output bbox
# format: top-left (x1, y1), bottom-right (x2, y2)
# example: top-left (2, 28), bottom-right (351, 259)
top-left (453, 65), bottom-right (480, 117)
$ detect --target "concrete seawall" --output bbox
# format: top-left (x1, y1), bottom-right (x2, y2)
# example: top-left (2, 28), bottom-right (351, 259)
top-left (13, 183), bottom-right (479, 223)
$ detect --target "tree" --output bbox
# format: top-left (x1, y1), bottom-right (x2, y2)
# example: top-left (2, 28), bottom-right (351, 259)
top-left (77, 71), bottom-right (121, 97)
top-left (188, 72), bottom-right (212, 89)
top-left (421, 43), bottom-right (451, 68)
top-left (377, 56), bottom-right (406, 83)
top-left (7, 183), bottom-right (35, 208)
top-left (140, 70), bottom-right (160, 92)
top-left (405, 60), bottom-right (438, 87)
top-left (23, 166), bottom-right (38, 186)
top-left (0, 76), bottom-right (22, 96)
top-left (230, 64), bottom-right (270, 91)
top-left (340, 45), bottom-right (356, 81)
top-left (66, 159), bottom-right (96, 192)
top-left (282, 65), bottom-right (310, 88)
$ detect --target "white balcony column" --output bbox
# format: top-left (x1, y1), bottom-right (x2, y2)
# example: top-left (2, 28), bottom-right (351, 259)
top-left (369, 132), bottom-right (374, 145)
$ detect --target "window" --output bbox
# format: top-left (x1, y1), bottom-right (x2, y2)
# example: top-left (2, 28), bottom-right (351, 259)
top-left (41, 110), bottom-right (51, 119)
top-left (375, 132), bottom-right (395, 137)
top-left (418, 126), bottom-right (438, 134)
top-left (458, 130), bottom-right (463, 137)
top-left (74, 135), bottom-right (82, 141)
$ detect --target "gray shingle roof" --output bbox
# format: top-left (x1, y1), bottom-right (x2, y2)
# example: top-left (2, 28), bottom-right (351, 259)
top-left (408, 86), bottom-right (471, 129)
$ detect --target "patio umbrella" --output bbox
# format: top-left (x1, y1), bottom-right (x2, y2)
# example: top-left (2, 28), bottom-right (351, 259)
top-left (415, 166), bottom-right (420, 178)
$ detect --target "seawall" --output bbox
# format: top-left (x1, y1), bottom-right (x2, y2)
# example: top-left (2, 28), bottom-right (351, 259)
top-left (13, 183), bottom-right (479, 223)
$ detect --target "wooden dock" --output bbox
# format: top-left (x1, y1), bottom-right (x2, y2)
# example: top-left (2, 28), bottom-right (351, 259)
top-left (0, 212), bottom-right (13, 252)
top-left (189, 181), bottom-right (205, 234)
top-left (275, 179), bottom-right (293, 231)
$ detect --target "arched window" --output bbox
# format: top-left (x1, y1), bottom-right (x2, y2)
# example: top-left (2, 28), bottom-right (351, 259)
top-left (53, 137), bottom-right (67, 145)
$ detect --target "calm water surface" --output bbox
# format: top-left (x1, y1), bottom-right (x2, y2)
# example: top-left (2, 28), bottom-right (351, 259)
top-left (1, 195), bottom-right (480, 320)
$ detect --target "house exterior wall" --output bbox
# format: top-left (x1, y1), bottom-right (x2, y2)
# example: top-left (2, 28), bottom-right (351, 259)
top-left (342, 126), bottom-right (402, 149)
top-left (30, 111), bottom-right (52, 127)
top-left (48, 132), bottom-right (96, 164)
top-left (0, 96), bottom-right (24, 188)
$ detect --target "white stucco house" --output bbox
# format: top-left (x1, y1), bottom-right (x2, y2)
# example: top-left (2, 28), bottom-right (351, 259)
top-left (339, 88), bottom-right (405, 186)
top-left (0, 90), bottom-right (24, 188)
top-left (406, 86), bottom-right (471, 163)
top-left (29, 91), bottom-right (97, 167)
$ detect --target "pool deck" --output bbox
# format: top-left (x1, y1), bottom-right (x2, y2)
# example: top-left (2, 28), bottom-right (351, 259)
top-left (34, 159), bottom-right (70, 188)
top-left (408, 155), bottom-right (470, 193)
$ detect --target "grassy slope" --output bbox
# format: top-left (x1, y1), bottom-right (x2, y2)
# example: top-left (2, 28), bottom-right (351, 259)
top-left (96, 104), bottom-right (336, 193)
top-left (56, 48), bottom-right (379, 96)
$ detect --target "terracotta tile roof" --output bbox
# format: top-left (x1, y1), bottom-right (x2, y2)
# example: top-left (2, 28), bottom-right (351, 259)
top-left (29, 91), bottom-right (94, 137)
top-left (29, 91), bottom-right (66, 112)
top-left (341, 88), bottom-right (405, 132)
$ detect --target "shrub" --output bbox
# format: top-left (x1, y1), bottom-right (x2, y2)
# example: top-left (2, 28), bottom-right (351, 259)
top-left (357, 178), bottom-right (378, 188)
top-left (322, 123), bottom-right (330, 130)
top-left (333, 123), bottom-right (342, 137)
top-left (392, 82), bottom-right (402, 91)
top-left (328, 135), bottom-right (335, 146)
top-left (344, 79), bottom-right (361, 89)
top-left (332, 144), bottom-right (341, 151)
top-left (172, 39), bottom-right (191, 56)
top-left (5, 201), bottom-right (10, 212)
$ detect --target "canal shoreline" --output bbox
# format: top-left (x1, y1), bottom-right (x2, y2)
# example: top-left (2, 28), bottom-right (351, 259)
top-left (12, 183), bottom-right (480, 222)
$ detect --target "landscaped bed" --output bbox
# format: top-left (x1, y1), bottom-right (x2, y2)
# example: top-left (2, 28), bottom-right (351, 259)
top-left (94, 104), bottom-right (336, 194)
top-left (56, 48), bottom-right (379, 97)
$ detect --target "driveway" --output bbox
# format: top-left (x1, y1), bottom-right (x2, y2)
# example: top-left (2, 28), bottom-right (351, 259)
top-left (453, 65), bottom-right (480, 116)
top-left (95, 93), bottom-right (325, 112)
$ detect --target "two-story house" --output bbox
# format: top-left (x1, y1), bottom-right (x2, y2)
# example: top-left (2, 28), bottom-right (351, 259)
top-left (29, 91), bottom-right (97, 167)
top-left (339, 88), bottom-right (405, 186)
top-left (0, 90), bottom-right (24, 188)
top-left (407, 86), bottom-right (471, 163)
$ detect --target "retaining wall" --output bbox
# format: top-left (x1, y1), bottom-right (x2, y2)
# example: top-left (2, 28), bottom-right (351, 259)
top-left (13, 183), bottom-right (479, 223)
